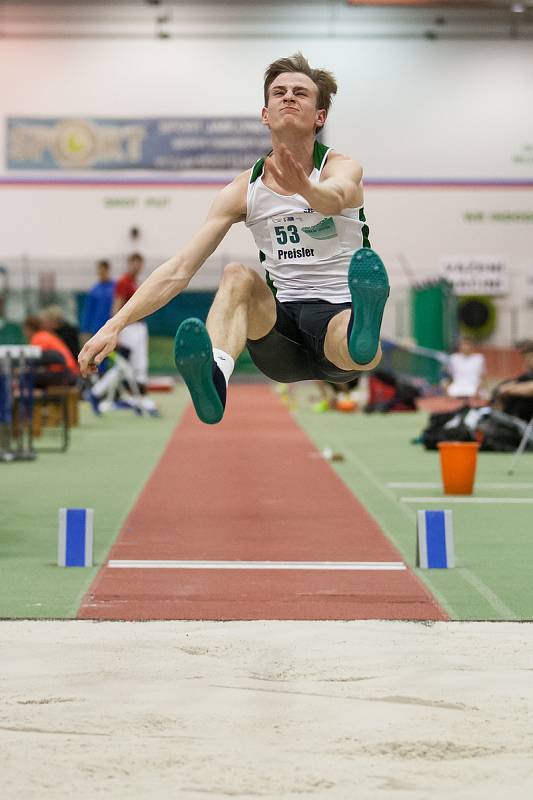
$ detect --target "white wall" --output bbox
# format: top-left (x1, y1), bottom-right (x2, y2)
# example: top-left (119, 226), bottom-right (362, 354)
top-left (1, 14), bottom-right (532, 342)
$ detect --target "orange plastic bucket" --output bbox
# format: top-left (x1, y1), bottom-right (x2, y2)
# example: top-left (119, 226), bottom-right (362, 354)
top-left (437, 441), bottom-right (479, 495)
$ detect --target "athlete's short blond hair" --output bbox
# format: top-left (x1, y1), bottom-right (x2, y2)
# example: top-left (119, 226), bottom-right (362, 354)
top-left (263, 52), bottom-right (337, 132)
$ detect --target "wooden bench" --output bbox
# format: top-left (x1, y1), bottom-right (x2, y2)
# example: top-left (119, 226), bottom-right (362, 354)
top-left (14, 385), bottom-right (80, 452)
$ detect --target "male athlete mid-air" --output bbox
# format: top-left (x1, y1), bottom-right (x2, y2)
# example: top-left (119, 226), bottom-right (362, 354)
top-left (79, 53), bottom-right (390, 423)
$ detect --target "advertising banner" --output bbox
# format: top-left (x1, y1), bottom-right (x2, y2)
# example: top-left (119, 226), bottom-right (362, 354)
top-left (441, 256), bottom-right (509, 296)
top-left (6, 117), bottom-right (272, 171)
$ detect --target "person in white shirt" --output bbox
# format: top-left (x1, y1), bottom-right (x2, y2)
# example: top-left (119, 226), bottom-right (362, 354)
top-left (444, 338), bottom-right (486, 401)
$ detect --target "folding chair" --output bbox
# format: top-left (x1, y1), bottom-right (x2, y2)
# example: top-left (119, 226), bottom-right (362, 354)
top-left (508, 415), bottom-right (533, 476)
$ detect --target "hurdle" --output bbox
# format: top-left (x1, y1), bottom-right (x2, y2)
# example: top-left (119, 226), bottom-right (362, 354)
top-left (0, 345), bottom-right (40, 462)
top-left (416, 509), bottom-right (455, 569)
top-left (58, 508), bottom-right (94, 567)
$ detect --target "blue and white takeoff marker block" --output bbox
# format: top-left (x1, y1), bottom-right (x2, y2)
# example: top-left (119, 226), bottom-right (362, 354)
top-left (58, 508), bottom-right (94, 567)
top-left (416, 510), bottom-right (455, 569)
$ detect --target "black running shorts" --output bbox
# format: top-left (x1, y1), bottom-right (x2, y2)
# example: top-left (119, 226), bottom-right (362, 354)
top-left (246, 298), bottom-right (360, 383)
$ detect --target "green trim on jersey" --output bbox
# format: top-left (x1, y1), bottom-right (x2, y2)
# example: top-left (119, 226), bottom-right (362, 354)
top-left (313, 140), bottom-right (330, 170)
top-left (249, 140), bottom-right (329, 184)
top-left (359, 207), bottom-right (371, 248)
top-left (250, 157), bottom-right (265, 184)
top-left (259, 250), bottom-right (277, 295)
top-left (265, 269), bottom-right (277, 296)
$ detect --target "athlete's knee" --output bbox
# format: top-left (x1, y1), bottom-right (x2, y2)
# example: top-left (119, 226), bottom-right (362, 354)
top-left (220, 262), bottom-right (256, 296)
top-left (357, 344), bottom-right (382, 371)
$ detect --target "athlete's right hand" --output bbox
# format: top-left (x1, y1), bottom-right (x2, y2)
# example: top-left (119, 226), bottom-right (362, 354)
top-left (78, 327), bottom-right (119, 377)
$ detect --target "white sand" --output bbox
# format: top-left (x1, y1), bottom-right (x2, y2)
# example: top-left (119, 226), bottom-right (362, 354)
top-left (1, 621), bottom-right (533, 799)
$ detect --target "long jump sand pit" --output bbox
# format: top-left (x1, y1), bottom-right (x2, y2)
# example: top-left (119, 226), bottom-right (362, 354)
top-left (2, 620), bottom-right (532, 799)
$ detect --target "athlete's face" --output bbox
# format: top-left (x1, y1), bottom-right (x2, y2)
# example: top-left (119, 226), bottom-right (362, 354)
top-left (262, 72), bottom-right (326, 136)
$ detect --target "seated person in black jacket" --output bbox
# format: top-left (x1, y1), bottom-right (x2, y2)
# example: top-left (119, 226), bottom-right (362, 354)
top-left (41, 305), bottom-right (80, 362)
top-left (492, 340), bottom-right (533, 422)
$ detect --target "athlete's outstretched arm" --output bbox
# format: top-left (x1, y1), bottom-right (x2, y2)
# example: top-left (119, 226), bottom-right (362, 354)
top-left (313, 154), bottom-right (364, 214)
top-left (78, 175), bottom-right (247, 376)
top-left (268, 144), bottom-right (363, 215)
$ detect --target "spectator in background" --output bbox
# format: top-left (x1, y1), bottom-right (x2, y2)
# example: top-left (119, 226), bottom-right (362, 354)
top-left (80, 259), bottom-right (115, 344)
top-left (41, 305), bottom-right (80, 362)
top-left (88, 252), bottom-right (158, 416)
top-left (443, 337), bottom-right (487, 402)
top-left (23, 315), bottom-right (79, 388)
top-left (492, 340), bottom-right (533, 422)
top-left (114, 253), bottom-right (149, 392)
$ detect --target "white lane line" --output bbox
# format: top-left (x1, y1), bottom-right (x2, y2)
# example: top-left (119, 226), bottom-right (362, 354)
top-left (322, 448), bottom-right (459, 616)
top-left (400, 497), bottom-right (533, 504)
top-left (388, 482), bottom-right (533, 490)
top-left (334, 456), bottom-right (515, 618)
top-left (459, 568), bottom-right (518, 620)
top-left (107, 560), bottom-right (407, 571)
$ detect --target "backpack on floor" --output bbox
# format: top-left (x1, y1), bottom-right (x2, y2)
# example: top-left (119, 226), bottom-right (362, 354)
top-left (421, 406), bottom-right (475, 450)
top-left (477, 411), bottom-right (533, 453)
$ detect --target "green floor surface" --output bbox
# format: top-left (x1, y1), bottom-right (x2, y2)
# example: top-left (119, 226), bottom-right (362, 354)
top-left (0, 391), bottom-right (188, 619)
top-left (293, 397), bottom-right (533, 621)
top-left (3, 382), bottom-right (533, 621)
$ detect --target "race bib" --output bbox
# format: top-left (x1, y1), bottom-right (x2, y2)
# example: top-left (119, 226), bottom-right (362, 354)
top-left (268, 212), bottom-right (340, 263)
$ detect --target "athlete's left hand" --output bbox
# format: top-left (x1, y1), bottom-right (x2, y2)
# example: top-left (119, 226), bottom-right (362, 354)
top-left (268, 144), bottom-right (311, 197)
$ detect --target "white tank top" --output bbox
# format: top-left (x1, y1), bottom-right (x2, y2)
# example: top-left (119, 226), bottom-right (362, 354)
top-left (245, 141), bottom-right (370, 303)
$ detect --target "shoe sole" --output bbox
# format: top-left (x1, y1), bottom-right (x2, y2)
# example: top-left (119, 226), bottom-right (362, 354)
top-left (174, 318), bottom-right (224, 425)
top-left (348, 248), bottom-right (390, 365)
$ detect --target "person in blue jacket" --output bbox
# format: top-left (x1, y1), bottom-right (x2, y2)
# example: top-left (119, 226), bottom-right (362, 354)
top-left (80, 260), bottom-right (115, 342)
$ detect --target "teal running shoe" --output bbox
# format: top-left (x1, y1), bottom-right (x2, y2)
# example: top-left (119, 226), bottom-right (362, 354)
top-left (347, 248), bottom-right (390, 365)
top-left (174, 318), bottom-right (225, 424)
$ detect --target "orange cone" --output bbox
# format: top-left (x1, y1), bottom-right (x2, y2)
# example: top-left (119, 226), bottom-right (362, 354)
top-left (335, 398), bottom-right (357, 412)
top-left (437, 441), bottom-right (479, 495)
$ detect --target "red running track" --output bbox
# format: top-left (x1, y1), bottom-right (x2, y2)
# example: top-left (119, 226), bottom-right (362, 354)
top-left (78, 385), bottom-right (447, 621)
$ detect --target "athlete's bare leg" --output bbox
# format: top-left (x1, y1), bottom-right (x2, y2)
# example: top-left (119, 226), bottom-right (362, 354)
top-left (324, 310), bottom-right (382, 371)
top-left (174, 262), bottom-right (276, 424)
top-left (206, 262), bottom-right (277, 359)
top-left (324, 247), bottom-right (389, 372)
